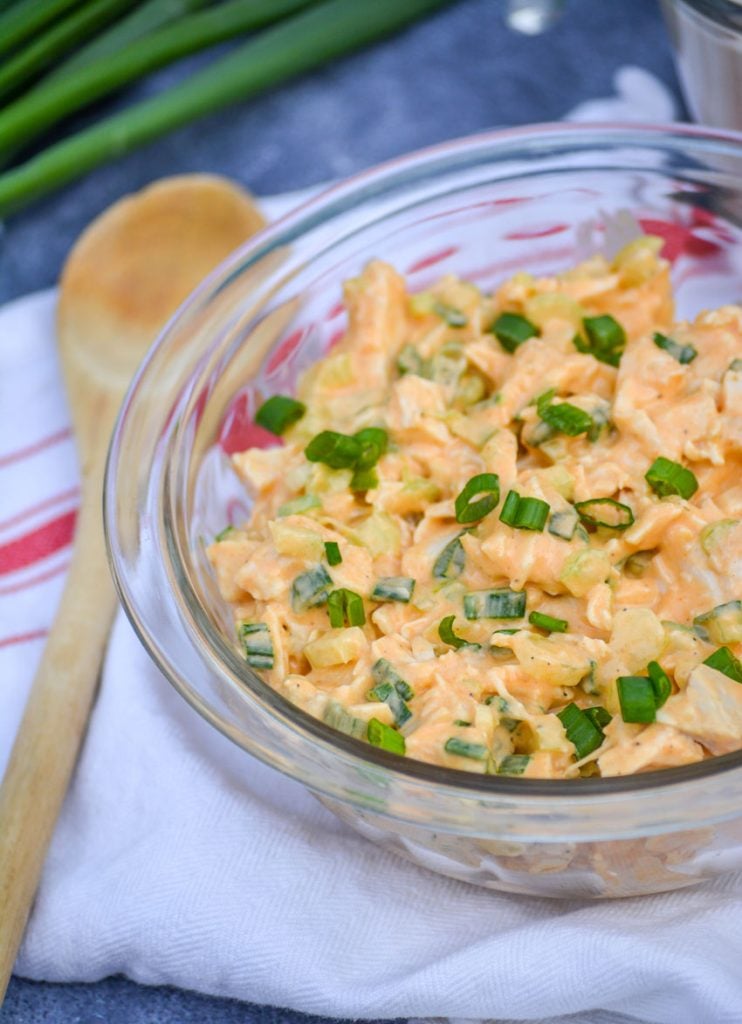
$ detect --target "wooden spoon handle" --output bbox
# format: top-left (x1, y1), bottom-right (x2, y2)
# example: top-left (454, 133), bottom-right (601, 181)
top-left (0, 468), bottom-right (117, 1000)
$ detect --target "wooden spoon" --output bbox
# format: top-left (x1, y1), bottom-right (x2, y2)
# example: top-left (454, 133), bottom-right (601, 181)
top-left (0, 175), bottom-right (266, 999)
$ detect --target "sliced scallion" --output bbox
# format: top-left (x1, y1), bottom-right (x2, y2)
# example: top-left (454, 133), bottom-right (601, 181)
top-left (367, 681), bottom-right (411, 726)
top-left (647, 661), bottom-right (672, 707)
top-left (444, 737), bottom-right (488, 760)
top-left (214, 524), bottom-right (235, 542)
top-left (370, 576), bottom-right (415, 603)
top-left (463, 587), bottom-right (526, 620)
top-left (693, 600), bottom-right (742, 645)
top-left (490, 311), bottom-right (538, 353)
top-left (327, 587), bottom-right (365, 627)
top-left (438, 614), bottom-right (475, 649)
top-left (238, 622), bottom-right (274, 669)
top-left (574, 315), bottom-right (626, 367)
top-left (290, 565), bottom-right (333, 612)
top-left (496, 754), bottom-right (530, 775)
top-left (704, 646), bottom-right (742, 683)
top-left (305, 430), bottom-right (361, 469)
top-left (617, 675), bottom-right (656, 723)
top-left (454, 472), bottom-right (500, 523)
top-left (255, 394), bottom-right (306, 435)
top-left (277, 494), bottom-right (321, 517)
top-left (324, 540), bottom-right (342, 566)
top-left (354, 426), bottom-right (389, 468)
top-left (645, 456), bottom-right (698, 500)
top-left (575, 497), bottom-right (634, 531)
top-left (371, 658), bottom-right (413, 700)
top-left (653, 331), bottom-right (697, 364)
top-left (529, 610), bottom-right (568, 633)
top-left (557, 702), bottom-right (605, 758)
top-left (499, 489), bottom-right (521, 526)
top-left (433, 300), bottom-right (467, 327)
top-left (499, 489), bottom-right (549, 531)
top-left (367, 717), bottom-right (405, 755)
top-left (324, 700), bottom-right (367, 740)
top-left (583, 705), bottom-right (612, 730)
top-left (547, 508), bottom-right (579, 541)
top-left (350, 467), bottom-right (379, 491)
top-left (537, 392), bottom-right (594, 437)
top-left (433, 534), bottom-right (465, 579)
top-left (396, 343), bottom-right (429, 377)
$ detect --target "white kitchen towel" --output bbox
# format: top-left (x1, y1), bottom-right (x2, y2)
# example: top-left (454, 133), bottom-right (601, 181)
top-left (3, 70), bottom-right (741, 1024)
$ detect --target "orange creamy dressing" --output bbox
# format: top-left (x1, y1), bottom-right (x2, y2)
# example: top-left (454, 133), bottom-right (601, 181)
top-left (209, 239), bottom-right (742, 778)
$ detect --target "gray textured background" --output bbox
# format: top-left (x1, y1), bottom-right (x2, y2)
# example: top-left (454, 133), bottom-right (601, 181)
top-left (2, 0), bottom-right (683, 1020)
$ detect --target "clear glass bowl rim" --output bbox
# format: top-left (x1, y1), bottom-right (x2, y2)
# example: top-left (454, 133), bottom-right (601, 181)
top-left (106, 120), bottom-right (742, 822)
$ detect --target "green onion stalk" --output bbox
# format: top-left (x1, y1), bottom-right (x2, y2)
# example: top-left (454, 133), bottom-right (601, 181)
top-left (47, 0), bottom-right (214, 80)
top-left (0, 0), bottom-right (317, 156)
top-left (0, 0), bottom-right (135, 102)
top-left (0, 0), bottom-right (86, 59)
top-left (0, 0), bottom-right (454, 217)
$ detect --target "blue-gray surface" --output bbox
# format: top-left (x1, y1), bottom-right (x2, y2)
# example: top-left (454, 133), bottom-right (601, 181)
top-left (2, 0), bottom-right (683, 1021)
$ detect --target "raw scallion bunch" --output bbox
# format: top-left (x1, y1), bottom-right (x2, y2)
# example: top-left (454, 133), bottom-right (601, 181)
top-left (0, 0), bottom-right (455, 216)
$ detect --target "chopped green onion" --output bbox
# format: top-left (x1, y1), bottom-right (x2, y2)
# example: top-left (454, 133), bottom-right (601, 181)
top-left (350, 467), bottom-right (379, 491)
top-left (575, 315), bottom-right (626, 367)
top-left (583, 706), bottom-right (612, 730)
top-left (438, 614), bottom-right (474, 649)
top-left (277, 494), bottom-right (321, 517)
top-left (238, 622), bottom-right (274, 669)
top-left (490, 311), bottom-right (538, 353)
top-left (453, 719), bottom-right (471, 727)
top-left (433, 534), bottom-right (466, 579)
top-left (704, 646), bottom-right (742, 683)
top-left (693, 600), bottom-right (742, 645)
top-left (647, 661), bottom-right (672, 707)
top-left (0, 0), bottom-right (459, 217)
top-left (645, 457), bottom-right (698, 500)
top-left (305, 430), bottom-right (362, 469)
top-left (653, 331), bottom-right (697, 364)
top-left (354, 426), bottom-right (389, 468)
top-left (454, 472), bottom-right (500, 524)
top-left (623, 550), bottom-right (655, 577)
top-left (496, 754), bottom-right (530, 775)
top-left (528, 610), bottom-right (568, 633)
top-left (547, 509), bottom-right (579, 541)
top-left (463, 588), bottom-right (526, 620)
top-left (729, 358), bottom-right (742, 373)
top-left (617, 675), bottom-right (657, 724)
top-left (255, 394), bottom-right (306, 435)
top-left (499, 489), bottom-right (521, 526)
top-left (557, 702), bottom-right (605, 758)
top-left (499, 490), bottom-right (549, 531)
top-left (214, 525), bottom-right (235, 542)
top-left (327, 587), bottom-right (366, 628)
top-left (367, 717), bottom-right (405, 755)
top-left (433, 301), bottom-right (467, 327)
top-left (371, 658), bottom-right (413, 700)
top-left (537, 393), bottom-right (594, 437)
top-left (367, 682), bottom-right (411, 726)
top-left (396, 343), bottom-right (429, 377)
top-left (324, 541), bottom-right (342, 566)
top-left (306, 426), bottom-right (387, 484)
top-left (444, 737), bottom-right (488, 760)
top-left (575, 497), bottom-right (634, 531)
top-left (370, 577), bottom-right (416, 603)
top-left (324, 700), bottom-right (367, 740)
top-left (514, 496), bottom-right (550, 531)
top-left (290, 565), bottom-right (333, 612)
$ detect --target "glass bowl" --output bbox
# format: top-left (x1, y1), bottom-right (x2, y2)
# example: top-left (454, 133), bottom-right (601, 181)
top-left (662, 0), bottom-right (742, 132)
top-left (105, 123), bottom-right (742, 899)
